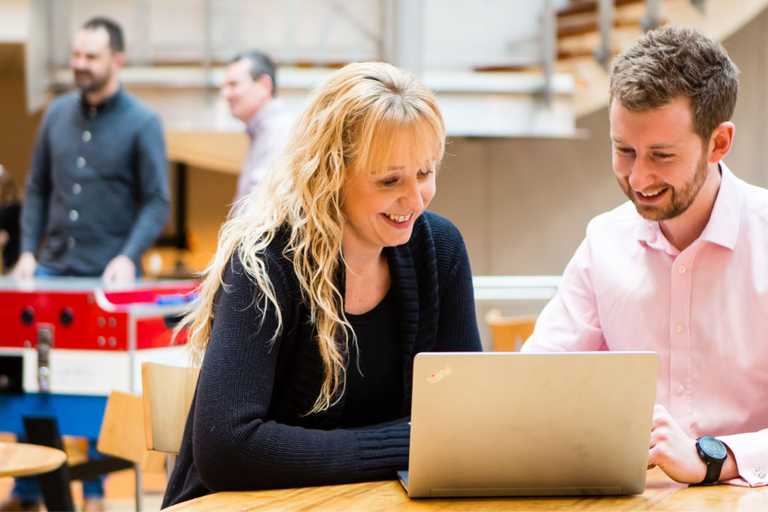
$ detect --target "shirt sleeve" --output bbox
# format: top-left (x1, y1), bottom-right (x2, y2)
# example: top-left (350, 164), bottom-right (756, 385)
top-left (20, 109), bottom-right (53, 255)
top-left (191, 253), bottom-right (409, 492)
top-left (522, 236), bottom-right (606, 352)
top-left (718, 430), bottom-right (768, 487)
top-left (120, 114), bottom-right (170, 262)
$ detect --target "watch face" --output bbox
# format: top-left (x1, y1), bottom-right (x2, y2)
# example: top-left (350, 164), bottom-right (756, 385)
top-left (700, 436), bottom-right (727, 460)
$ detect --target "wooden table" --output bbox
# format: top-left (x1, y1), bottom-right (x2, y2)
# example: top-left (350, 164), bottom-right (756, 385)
top-left (165, 468), bottom-right (768, 511)
top-left (0, 441), bottom-right (67, 478)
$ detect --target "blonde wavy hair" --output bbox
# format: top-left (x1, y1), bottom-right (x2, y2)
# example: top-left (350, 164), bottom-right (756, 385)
top-left (179, 61), bottom-right (445, 414)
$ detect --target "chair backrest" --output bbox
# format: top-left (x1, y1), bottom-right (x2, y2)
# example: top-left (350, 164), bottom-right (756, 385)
top-left (97, 390), bottom-right (147, 464)
top-left (141, 362), bottom-right (200, 455)
top-left (485, 309), bottom-right (537, 351)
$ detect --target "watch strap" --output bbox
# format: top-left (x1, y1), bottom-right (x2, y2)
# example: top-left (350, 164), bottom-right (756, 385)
top-left (697, 436), bottom-right (726, 485)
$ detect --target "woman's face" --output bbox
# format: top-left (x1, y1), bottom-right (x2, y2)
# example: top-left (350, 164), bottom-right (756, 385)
top-left (341, 133), bottom-right (437, 254)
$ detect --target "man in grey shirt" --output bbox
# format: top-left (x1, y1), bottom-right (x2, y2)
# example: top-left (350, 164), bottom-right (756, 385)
top-left (14, 16), bottom-right (169, 286)
top-left (221, 50), bottom-right (292, 209)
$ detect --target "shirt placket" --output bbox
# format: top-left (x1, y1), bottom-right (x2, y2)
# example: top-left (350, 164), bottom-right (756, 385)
top-left (69, 113), bottom-right (95, 253)
top-left (668, 244), bottom-right (698, 433)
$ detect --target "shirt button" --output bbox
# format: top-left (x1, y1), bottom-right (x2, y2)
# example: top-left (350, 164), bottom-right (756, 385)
top-left (67, 237), bottom-right (76, 249)
top-left (69, 209), bottom-right (79, 222)
top-left (675, 323), bottom-right (685, 334)
top-left (72, 183), bottom-right (82, 195)
top-left (678, 265), bottom-right (686, 274)
top-left (677, 384), bottom-right (685, 394)
top-left (76, 156), bottom-right (86, 168)
top-left (82, 130), bottom-right (92, 142)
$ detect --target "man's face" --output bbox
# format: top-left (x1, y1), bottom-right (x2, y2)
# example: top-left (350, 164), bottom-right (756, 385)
top-left (221, 59), bottom-right (271, 123)
top-left (70, 28), bottom-right (118, 93)
top-left (609, 97), bottom-right (710, 221)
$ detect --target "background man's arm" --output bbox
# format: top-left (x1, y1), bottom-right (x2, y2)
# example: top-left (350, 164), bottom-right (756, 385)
top-left (16, 110), bottom-right (55, 279)
top-left (112, 114), bottom-right (170, 276)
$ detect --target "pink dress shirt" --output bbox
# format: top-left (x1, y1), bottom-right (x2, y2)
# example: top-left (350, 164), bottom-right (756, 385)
top-left (523, 163), bottom-right (768, 486)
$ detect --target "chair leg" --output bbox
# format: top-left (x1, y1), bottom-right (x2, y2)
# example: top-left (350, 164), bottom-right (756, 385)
top-left (134, 463), bottom-right (143, 512)
top-left (22, 416), bottom-right (75, 512)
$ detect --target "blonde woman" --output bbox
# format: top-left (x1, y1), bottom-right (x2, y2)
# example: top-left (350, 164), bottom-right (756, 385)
top-left (163, 62), bottom-right (481, 507)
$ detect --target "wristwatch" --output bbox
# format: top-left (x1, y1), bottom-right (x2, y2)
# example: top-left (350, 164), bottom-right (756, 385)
top-left (695, 436), bottom-right (728, 484)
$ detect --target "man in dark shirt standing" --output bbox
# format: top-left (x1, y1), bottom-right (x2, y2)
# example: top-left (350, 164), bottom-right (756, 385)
top-left (4, 16), bottom-right (169, 512)
top-left (14, 16), bottom-right (169, 286)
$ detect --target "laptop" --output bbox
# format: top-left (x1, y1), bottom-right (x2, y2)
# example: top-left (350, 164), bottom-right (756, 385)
top-left (398, 351), bottom-right (658, 497)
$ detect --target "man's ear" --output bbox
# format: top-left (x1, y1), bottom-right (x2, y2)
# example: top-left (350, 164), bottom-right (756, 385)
top-left (112, 51), bottom-right (126, 71)
top-left (257, 74), bottom-right (274, 97)
top-left (707, 121), bottom-right (735, 164)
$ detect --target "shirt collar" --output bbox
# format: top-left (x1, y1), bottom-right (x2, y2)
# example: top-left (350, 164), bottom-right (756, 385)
top-left (699, 162), bottom-right (741, 250)
top-left (635, 161), bottom-right (742, 253)
top-left (80, 86), bottom-right (123, 118)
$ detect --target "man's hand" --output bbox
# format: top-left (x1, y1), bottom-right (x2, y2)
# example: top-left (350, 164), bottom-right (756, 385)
top-left (648, 404), bottom-right (708, 483)
top-left (13, 252), bottom-right (37, 281)
top-left (102, 255), bottom-right (136, 286)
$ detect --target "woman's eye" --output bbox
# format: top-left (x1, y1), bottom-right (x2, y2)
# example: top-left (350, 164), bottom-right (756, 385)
top-left (379, 177), bottom-right (398, 187)
top-left (417, 169), bottom-right (434, 179)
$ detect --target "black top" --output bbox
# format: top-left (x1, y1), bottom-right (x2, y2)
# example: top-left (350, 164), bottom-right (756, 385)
top-left (0, 202), bottom-right (20, 271)
top-left (21, 87), bottom-right (170, 275)
top-left (162, 211), bottom-right (482, 507)
top-left (342, 288), bottom-right (402, 428)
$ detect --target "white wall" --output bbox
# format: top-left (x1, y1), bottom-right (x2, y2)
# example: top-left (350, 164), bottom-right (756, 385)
top-left (47, 0), bottom-right (558, 70)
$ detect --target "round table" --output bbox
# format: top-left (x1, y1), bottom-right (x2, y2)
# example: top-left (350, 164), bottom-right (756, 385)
top-left (0, 441), bottom-right (67, 478)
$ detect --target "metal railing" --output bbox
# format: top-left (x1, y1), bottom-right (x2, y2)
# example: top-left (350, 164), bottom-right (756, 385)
top-left (595, 0), bottom-right (710, 68)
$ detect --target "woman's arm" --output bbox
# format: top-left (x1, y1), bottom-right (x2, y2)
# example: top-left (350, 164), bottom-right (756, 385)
top-left (435, 230), bottom-right (482, 352)
top-left (192, 254), bottom-right (409, 492)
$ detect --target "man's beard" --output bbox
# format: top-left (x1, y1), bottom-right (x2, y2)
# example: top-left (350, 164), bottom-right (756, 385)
top-left (73, 69), bottom-right (110, 94)
top-left (619, 153), bottom-right (709, 221)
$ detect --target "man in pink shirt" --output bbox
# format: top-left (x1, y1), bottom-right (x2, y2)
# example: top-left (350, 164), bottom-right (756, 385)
top-left (524, 26), bottom-right (768, 487)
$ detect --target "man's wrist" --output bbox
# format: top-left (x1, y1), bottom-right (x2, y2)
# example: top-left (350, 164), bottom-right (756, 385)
top-left (719, 445), bottom-right (739, 481)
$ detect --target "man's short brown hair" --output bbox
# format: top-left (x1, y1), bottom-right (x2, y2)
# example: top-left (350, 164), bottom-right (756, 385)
top-left (610, 26), bottom-right (739, 140)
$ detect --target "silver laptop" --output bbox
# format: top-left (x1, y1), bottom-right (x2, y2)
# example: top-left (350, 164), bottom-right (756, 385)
top-left (399, 351), bottom-right (658, 497)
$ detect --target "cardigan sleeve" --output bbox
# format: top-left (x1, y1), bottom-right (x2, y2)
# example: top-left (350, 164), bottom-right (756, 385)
top-left (191, 253), bottom-right (409, 492)
top-left (433, 220), bottom-right (482, 352)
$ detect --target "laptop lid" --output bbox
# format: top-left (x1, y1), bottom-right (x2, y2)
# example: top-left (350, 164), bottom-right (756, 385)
top-left (405, 351), bottom-right (657, 497)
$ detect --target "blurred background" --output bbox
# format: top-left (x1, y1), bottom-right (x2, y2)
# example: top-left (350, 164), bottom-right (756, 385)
top-left (1, 0), bottom-right (768, 327)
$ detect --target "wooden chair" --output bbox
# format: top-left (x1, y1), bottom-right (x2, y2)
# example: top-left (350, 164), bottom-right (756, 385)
top-left (97, 391), bottom-right (164, 471)
top-left (141, 362), bottom-right (200, 455)
top-left (485, 309), bottom-right (537, 351)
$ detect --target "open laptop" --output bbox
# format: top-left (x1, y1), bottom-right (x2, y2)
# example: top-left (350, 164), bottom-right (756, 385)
top-left (398, 351), bottom-right (657, 497)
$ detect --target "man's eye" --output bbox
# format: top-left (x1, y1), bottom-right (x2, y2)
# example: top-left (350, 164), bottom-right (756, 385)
top-left (655, 153), bottom-right (674, 159)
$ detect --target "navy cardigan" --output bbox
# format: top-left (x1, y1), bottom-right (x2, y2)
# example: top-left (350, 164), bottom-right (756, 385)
top-left (163, 211), bottom-right (482, 507)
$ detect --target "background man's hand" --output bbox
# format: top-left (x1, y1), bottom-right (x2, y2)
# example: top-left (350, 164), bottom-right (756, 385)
top-left (102, 255), bottom-right (136, 286)
top-left (13, 252), bottom-right (37, 281)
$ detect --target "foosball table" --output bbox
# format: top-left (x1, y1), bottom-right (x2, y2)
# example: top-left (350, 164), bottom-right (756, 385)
top-left (0, 277), bottom-right (197, 511)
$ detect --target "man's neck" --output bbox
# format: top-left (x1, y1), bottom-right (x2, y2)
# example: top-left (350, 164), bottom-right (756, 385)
top-left (244, 97), bottom-right (273, 127)
top-left (84, 79), bottom-right (120, 107)
top-left (659, 164), bottom-right (722, 252)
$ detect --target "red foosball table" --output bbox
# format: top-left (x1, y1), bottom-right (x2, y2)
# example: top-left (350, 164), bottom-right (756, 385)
top-left (0, 277), bottom-right (197, 439)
